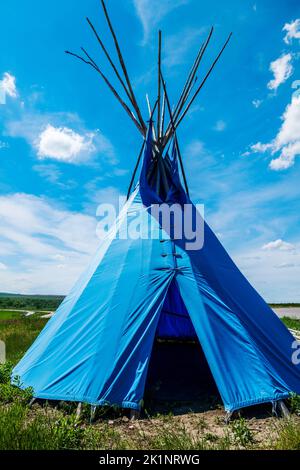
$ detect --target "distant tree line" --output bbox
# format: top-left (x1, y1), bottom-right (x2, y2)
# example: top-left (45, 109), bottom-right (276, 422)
top-left (0, 295), bottom-right (64, 311)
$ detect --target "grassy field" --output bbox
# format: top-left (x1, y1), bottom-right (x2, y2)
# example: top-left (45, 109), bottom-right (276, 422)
top-left (0, 313), bottom-right (48, 363)
top-left (0, 311), bottom-right (27, 321)
top-left (0, 310), bottom-right (299, 450)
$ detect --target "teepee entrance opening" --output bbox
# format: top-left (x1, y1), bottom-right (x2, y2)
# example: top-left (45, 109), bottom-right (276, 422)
top-left (144, 279), bottom-right (221, 412)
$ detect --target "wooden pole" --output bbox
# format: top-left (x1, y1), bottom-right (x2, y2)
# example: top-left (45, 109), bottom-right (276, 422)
top-left (130, 409), bottom-right (140, 420)
top-left (175, 136), bottom-right (189, 197)
top-left (86, 17), bottom-right (134, 106)
top-left (76, 402), bottom-right (82, 420)
top-left (173, 27), bottom-right (214, 121)
top-left (160, 74), bottom-right (177, 145)
top-left (164, 27), bottom-right (214, 142)
top-left (160, 73), bottom-right (189, 196)
top-left (100, 0), bottom-right (146, 134)
top-left (157, 30), bottom-right (162, 141)
top-left (90, 405), bottom-right (97, 424)
top-left (160, 91), bottom-right (166, 139)
top-left (126, 139), bottom-right (146, 199)
top-left (175, 33), bottom-right (232, 129)
top-left (146, 94), bottom-right (157, 142)
top-left (65, 50), bottom-right (144, 136)
top-left (172, 41), bottom-right (205, 121)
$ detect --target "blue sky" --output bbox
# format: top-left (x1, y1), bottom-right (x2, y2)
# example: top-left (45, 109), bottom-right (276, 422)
top-left (0, 0), bottom-right (300, 300)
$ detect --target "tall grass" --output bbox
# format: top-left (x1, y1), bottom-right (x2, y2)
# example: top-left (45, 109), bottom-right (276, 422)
top-left (272, 418), bottom-right (300, 450)
top-left (0, 316), bottom-right (47, 363)
top-left (0, 311), bottom-right (27, 321)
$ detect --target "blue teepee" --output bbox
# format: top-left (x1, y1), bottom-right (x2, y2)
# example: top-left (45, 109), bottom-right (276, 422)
top-left (13, 128), bottom-right (300, 413)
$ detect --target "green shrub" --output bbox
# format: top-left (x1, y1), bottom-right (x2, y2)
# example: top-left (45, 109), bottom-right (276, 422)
top-left (0, 362), bottom-right (33, 404)
top-left (289, 394), bottom-right (300, 415)
top-left (51, 415), bottom-right (85, 449)
top-left (230, 417), bottom-right (254, 447)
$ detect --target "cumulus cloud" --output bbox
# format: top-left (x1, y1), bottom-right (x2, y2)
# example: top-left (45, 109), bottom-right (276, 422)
top-left (0, 193), bottom-right (100, 294)
top-left (262, 239), bottom-right (295, 252)
top-left (133, 0), bottom-right (188, 44)
top-left (0, 72), bottom-right (18, 100)
top-left (35, 125), bottom-right (96, 163)
top-left (267, 53), bottom-right (293, 91)
top-left (251, 96), bottom-right (300, 170)
top-left (6, 112), bottom-right (116, 166)
top-left (283, 19), bottom-right (300, 44)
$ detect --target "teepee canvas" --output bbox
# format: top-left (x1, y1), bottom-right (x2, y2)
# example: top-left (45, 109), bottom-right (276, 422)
top-left (13, 1), bottom-right (300, 414)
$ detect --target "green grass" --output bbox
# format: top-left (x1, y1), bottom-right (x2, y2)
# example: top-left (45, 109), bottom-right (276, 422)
top-left (0, 315), bottom-right (48, 363)
top-left (272, 418), bottom-right (300, 450)
top-left (281, 317), bottom-right (300, 331)
top-left (0, 311), bottom-right (27, 321)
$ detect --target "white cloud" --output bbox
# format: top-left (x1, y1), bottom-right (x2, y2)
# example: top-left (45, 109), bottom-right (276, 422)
top-left (252, 99), bottom-right (262, 108)
top-left (262, 239), bottom-right (295, 252)
top-left (0, 262), bottom-right (7, 270)
top-left (251, 142), bottom-right (273, 153)
top-left (269, 141), bottom-right (300, 170)
top-left (234, 244), bottom-right (300, 302)
top-left (6, 111), bottom-right (116, 166)
top-left (267, 53), bottom-right (293, 91)
top-left (0, 72), bottom-right (18, 99)
top-left (275, 96), bottom-right (300, 147)
top-left (283, 19), bottom-right (300, 44)
top-left (251, 96), bottom-right (300, 170)
top-left (213, 120), bottom-right (227, 132)
top-left (0, 193), bottom-right (100, 294)
top-left (133, 0), bottom-right (188, 44)
top-left (36, 125), bottom-right (96, 163)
